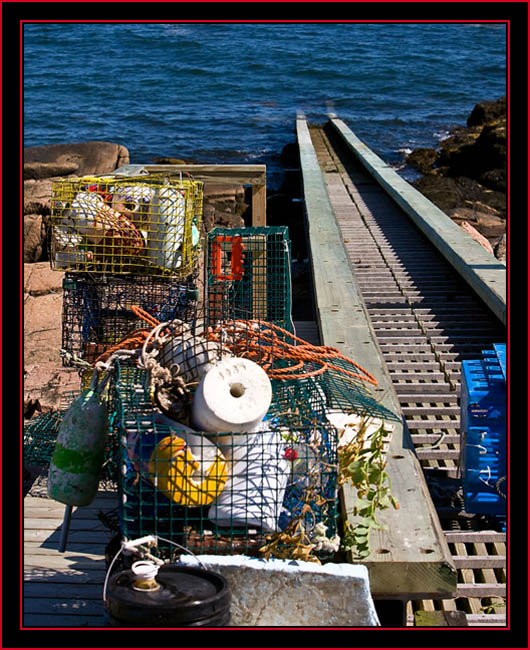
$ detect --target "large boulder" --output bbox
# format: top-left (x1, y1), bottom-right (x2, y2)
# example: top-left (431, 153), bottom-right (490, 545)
top-left (202, 183), bottom-right (248, 231)
top-left (24, 214), bottom-right (46, 262)
top-left (24, 141), bottom-right (129, 177)
top-left (467, 96), bottom-right (506, 127)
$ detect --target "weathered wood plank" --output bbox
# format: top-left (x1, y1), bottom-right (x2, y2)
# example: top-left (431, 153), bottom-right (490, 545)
top-left (113, 163), bottom-right (267, 186)
top-left (452, 555), bottom-right (506, 569)
top-left (24, 553), bottom-right (107, 569)
top-left (24, 518), bottom-right (109, 531)
top-left (24, 529), bottom-right (112, 544)
top-left (444, 531), bottom-right (506, 544)
top-left (414, 609), bottom-right (468, 627)
top-left (251, 183), bottom-right (267, 226)
top-left (24, 597), bottom-right (104, 616)
top-left (23, 613), bottom-right (103, 627)
top-left (24, 567), bottom-right (107, 583)
top-left (24, 582), bottom-right (104, 599)
top-left (25, 541), bottom-right (109, 556)
top-left (456, 584), bottom-right (506, 598)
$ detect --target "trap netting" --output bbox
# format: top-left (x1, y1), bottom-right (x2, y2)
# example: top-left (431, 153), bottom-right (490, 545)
top-left (112, 308), bottom-right (398, 561)
top-left (207, 226), bottom-right (293, 330)
top-left (49, 175), bottom-right (203, 279)
top-left (61, 273), bottom-right (198, 366)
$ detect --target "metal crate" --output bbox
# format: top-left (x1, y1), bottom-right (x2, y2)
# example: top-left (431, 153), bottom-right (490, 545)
top-left (49, 175), bottom-right (203, 279)
top-left (113, 356), bottom-right (341, 560)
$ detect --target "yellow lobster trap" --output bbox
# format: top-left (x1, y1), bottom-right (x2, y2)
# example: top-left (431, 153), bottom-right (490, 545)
top-left (48, 175), bottom-right (203, 279)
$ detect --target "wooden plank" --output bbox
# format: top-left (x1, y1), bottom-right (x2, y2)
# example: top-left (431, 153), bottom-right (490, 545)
top-left (457, 584), bottom-right (506, 598)
top-left (25, 567), bottom-right (107, 583)
top-left (444, 531), bottom-right (506, 544)
top-left (297, 116), bottom-right (457, 599)
top-left (414, 610), bottom-right (468, 627)
top-left (23, 491), bottom-right (117, 629)
top-left (24, 597), bottom-right (104, 616)
top-left (24, 529), bottom-right (112, 544)
top-left (24, 613), bottom-right (103, 627)
top-left (329, 118), bottom-right (506, 325)
top-left (113, 163), bottom-right (267, 186)
top-left (24, 553), bottom-right (108, 569)
top-left (452, 555), bottom-right (506, 569)
top-left (24, 518), bottom-right (109, 531)
top-left (24, 582), bottom-right (103, 599)
top-left (466, 613), bottom-right (506, 626)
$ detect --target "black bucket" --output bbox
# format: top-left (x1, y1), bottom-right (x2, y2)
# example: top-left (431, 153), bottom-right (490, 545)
top-left (104, 564), bottom-right (231, 627)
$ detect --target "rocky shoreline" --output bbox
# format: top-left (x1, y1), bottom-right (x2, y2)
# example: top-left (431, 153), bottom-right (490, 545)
top-left (406, 97), bottom-right (506, 261)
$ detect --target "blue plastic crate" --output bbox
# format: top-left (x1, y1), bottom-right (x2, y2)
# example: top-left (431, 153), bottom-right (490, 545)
top-left (460, 344), bottom-right (507, 515)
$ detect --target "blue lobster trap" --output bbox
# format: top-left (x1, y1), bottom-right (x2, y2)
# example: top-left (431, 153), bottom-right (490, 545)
top-left (61, 273), bottom-right (198, 365)
top-left (460, 343), bottom-right (507, 516)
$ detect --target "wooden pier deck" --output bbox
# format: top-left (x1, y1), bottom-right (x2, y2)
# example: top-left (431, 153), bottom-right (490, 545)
top-left (23, 489), bottom-right (118, 627)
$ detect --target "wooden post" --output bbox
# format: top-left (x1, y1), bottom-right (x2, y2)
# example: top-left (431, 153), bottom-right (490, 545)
top-left (252, 184), bottom-right (267, 227)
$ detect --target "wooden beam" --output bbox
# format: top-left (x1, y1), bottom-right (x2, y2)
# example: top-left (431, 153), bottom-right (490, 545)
top-left (113, 163), bottom-right (267, 187)
top-left (296, 116), bottom-right (457, 599)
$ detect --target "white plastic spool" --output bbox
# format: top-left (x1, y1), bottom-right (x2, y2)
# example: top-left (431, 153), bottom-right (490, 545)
top-left (191, 358), bottom-right (272, 434)
top-left (147, 185), bottom-right (186, 270)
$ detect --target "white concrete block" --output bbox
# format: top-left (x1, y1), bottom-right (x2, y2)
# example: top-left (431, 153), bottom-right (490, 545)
top-left (178, 554), bottom-right (380, 627)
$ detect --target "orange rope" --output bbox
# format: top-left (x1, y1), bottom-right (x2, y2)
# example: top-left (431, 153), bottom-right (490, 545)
top-left (94, 328), bottom-right (151, 364)
top-left (94, 307), bottom-right (378, 387)
top-left (207, 319), bottom-right (378, 386)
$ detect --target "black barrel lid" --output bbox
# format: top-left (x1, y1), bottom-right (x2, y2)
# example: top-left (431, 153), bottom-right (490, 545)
top-left (106, 564), bottom-right (231, 626)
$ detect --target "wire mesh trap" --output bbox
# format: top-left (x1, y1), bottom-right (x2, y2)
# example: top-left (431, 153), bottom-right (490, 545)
top-left (206, 226), bottom-right (293, 330)
top-left (61, 273), bottom-right (198, 366)
top-left (110, 305), bottom-right (398, 561)
top-left (49, 175), bottom-right (203, 279)
top-left (114, 360), bottom-right (340, 560)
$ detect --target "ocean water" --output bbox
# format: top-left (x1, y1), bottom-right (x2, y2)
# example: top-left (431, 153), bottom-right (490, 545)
top-left (23, 22), bottom-right (506, 188)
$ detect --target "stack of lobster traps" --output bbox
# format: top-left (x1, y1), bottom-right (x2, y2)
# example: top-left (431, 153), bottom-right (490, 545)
top-left (25, 169), bottom-right (396, 567)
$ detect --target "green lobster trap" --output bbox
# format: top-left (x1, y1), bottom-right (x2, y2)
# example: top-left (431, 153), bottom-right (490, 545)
top-left (49, 175), bottom-right (203, 279)
top-left (110, 304), bottom-right (398, 561)
top-left (61, 273), bottom-right (198, 366)
top-left (114, 360), bottom-right (340, 560)
top-left (206, 226), bottom-right (293, 330)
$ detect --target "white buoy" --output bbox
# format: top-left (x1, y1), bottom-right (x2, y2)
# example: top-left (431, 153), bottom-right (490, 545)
top-left (191, 358), bottom-right (272, 434)
top-left (208, 427), bottom-right (289, 532)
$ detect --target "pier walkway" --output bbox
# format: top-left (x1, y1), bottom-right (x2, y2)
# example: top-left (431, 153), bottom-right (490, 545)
top-left (296, 115), bottom-right (507, 625)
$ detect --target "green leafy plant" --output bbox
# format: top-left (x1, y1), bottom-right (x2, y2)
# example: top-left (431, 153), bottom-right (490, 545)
top-left (338, 418), bottom-right (398, 559)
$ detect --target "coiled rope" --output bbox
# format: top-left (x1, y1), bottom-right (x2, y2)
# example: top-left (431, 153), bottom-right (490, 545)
top-left (93, 306), bottom-right (378, 387)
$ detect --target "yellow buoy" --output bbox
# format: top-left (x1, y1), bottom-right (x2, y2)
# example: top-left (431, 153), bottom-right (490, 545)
top-left (148, 435), bottom-right (227, 506)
